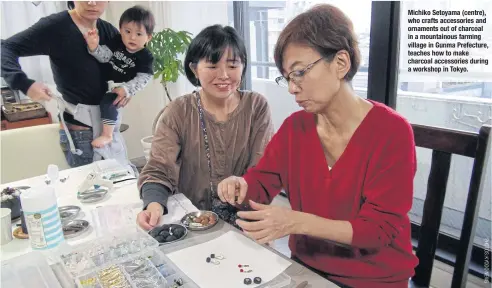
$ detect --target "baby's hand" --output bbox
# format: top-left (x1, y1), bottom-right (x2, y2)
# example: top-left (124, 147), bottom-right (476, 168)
top-left (84, 28), bottom-right (99, 52)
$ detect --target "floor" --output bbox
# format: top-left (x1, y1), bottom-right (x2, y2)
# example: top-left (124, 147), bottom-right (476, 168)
top-left (269, 196), bottom-right (489, 288)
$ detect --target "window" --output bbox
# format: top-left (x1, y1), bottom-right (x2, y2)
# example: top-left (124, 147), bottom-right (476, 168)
top-left (396, 0), bottom-right (492, 254)
top-left (246, 1), bottom-right (372, 129)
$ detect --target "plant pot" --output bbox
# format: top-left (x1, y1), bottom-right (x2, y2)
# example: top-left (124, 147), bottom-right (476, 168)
top-left (141, 136), bottom-right (154, 162)
top-left (1, 196), bottom-right (21, 220)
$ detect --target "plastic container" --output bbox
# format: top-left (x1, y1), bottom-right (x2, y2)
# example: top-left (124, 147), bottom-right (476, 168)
top-left (75, 256), bottom-right (168, 288)
top-left (1, 251), bottom-right (62, 288)
top-left (90, 203), bottom-right (141, 237)
top-left (59, 228), bottom-right (159, 277)
top-left (20, 186), bottom-right (65, 251)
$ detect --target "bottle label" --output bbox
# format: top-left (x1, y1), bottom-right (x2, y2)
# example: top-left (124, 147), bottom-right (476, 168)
top-left (24, 204), bottom-right (64, 250)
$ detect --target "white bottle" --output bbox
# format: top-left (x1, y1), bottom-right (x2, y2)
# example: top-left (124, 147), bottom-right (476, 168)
top-left (20, 186), bottom-right (65, 251)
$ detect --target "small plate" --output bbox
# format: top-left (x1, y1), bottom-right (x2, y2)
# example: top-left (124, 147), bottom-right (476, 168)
top-left (62, 219), bottom-right (89, 239)
top-left (180, 211), bottom-right (219, 231)
top-left (59, 205), bottom-right (81, 222)
top-left (149, 223), bottom-right (188, 245)
top-left (77, 188), bottom-right (108, 203)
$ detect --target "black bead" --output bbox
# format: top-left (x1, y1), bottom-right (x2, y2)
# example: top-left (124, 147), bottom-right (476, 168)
top-left (206, 257), bottom-right (211, 263)
top-left (165, 235), bottom-right (177, 242)
top-left (243, 278), bottom-right (252, 285)
top-left (253, 277), bottom-right (262, 284)
top-left (211, 253), bottom-right (215, 258)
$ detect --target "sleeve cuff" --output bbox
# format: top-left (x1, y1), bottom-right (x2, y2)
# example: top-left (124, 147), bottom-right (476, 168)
top-left (18, 78), bottom-right (36, 96)
top-left (141, 182), bottom-right (170, 215)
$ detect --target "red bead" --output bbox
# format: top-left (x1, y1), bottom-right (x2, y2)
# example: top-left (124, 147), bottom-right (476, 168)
top-left (238, 264), bottom-right (242, 268)
top-left (240, 269), bottom-right (244, 272)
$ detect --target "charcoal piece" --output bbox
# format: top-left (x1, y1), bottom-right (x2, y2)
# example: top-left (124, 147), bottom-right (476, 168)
top-left (154, 235), bottom-right (165, 242)
top-left (165, 235), bottom-right (177, 242)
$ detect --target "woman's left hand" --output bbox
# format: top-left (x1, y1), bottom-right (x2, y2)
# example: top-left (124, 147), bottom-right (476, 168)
top-left (236, 200), bottom-right (300, 244)
top-left (112, 87), bottom-right (130, 108)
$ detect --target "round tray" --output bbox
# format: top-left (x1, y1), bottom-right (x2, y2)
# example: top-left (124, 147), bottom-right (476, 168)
top-left (62, 219), bottom-right (90, 239)
top-left (180, 211), bottom-right (219, 231)
top-left (59, 205), bottom-right (81, 222)
top-left (148, 223), bottom-right (188, 245)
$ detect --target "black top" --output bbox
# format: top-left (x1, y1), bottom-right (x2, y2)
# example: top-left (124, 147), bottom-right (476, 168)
top-left (104, 35), bottom-right (154, 83)
top-left (1, 11), bottom-right (118, 126)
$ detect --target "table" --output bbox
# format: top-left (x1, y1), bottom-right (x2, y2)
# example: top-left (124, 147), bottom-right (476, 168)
top-left (0, 161), bottom-right (337, 288)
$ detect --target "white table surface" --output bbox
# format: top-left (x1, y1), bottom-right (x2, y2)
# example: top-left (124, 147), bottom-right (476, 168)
top-left (0, 161), bottom-right (337, 287)
top-left (0, 160), bottom-right (143, 262)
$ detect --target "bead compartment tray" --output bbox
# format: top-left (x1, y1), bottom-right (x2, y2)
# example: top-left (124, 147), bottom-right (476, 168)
top-left (76, 257), bottom-right (167, 288)
top-left (60, 229), bottom-right (159, 277)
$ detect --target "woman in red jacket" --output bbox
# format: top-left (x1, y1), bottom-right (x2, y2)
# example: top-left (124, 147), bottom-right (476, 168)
top-left (217, 4), bottom-right (418, 288)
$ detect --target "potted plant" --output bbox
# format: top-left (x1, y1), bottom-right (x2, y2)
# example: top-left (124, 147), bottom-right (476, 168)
top-left (147, 28), bottom-right (193, 103)
top-left (141, 28), bottom-right (193, 161)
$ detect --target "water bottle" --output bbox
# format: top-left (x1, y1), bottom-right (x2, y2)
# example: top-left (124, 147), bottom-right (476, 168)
top-left (19, 186), bottom-right (65, 251)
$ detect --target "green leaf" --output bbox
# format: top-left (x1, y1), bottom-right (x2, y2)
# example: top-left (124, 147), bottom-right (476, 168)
top-left (148, 28), bottom-right (194, 88)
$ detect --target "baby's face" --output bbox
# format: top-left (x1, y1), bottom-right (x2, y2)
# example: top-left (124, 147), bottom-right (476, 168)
top-left (120, 21), bottom-right (151, 53)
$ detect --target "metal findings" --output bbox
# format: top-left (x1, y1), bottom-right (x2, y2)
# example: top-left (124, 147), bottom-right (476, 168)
top-left (210, 253), bottom-right (225, 260)
top-left (206, 257), bottom-right (220, 265)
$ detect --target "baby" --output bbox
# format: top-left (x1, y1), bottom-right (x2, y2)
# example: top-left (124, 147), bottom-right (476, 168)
top-left (84, 5), bottom-right (154, 148)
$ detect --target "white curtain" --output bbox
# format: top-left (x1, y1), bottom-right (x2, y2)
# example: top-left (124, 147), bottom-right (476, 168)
top-left (1, 1), bottom-right (66, 96)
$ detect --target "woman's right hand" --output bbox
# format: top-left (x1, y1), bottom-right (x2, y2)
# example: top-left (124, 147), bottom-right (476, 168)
top-left (217, 176), bottom-right (248, 205)
top-left (26, 82), bottom-right (52, 102)
top-left (84, 28), bottom-right (100, 52)
top-left (136, 202), bottom-right (163, 230)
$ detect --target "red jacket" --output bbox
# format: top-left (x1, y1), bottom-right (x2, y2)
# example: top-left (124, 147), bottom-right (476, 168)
top-left (242, 101), bottom-right (418, 287)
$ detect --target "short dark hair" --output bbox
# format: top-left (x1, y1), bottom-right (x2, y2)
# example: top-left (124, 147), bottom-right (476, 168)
top-left (184, 25), bottom-right (247, 87)
top-left (67, 1), bottom-right (74, 10)
top-left (119, 5), bottom-right (155, 35)
top-left (274, 4), bottom-right (360, 81)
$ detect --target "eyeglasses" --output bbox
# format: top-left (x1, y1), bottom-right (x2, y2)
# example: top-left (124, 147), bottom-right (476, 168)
top-left (275, 57), bottom-right (324, 87)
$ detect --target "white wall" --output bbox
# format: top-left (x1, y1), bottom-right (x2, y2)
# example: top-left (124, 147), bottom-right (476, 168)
top-left (102, 1), bottom-right (230, 159)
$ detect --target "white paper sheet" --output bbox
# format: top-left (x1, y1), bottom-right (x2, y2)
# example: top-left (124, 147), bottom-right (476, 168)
top-left (166, 231), bottom-right (292, 288)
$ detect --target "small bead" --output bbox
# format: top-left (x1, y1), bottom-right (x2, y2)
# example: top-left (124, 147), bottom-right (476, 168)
top-left (206, 257), bottom-right (211, 263)
top-left (244, 278), bottom-right (252, 285)
top-left (240, 269), bottom-right (244, 272)
top-left (211, 254), bottom-right (215, 258)
top-left (254, 277), bottom-right (262, 284)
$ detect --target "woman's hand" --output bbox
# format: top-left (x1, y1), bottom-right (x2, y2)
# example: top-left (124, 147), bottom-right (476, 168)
top-left (236, 200), bottom-right (300, 244)
top-left (112, 87), bottom-right (130, 108)
top-left (84, 28), bottom-right (99, 52)
top-left (26, 82), bottom-right (52, 102)
top-left (136, 202), bottom-right (163, 230)
top-left (217, 176), bottom-right (248, 205)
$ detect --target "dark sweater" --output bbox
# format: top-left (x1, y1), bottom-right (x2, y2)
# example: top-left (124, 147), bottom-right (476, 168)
top-left (1, 11), bottom-right (118, 126)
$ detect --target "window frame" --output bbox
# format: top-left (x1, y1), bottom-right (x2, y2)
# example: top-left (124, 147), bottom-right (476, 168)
top-left (232, 0), bottom-right (489, 280)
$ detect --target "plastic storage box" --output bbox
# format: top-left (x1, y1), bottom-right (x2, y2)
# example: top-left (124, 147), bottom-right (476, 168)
top-left (1, 251), bottom-right (62, 288)
top-left (59, 228), bottom-right (159, 278)
top-left (74, 249), bottom-right (192, 288)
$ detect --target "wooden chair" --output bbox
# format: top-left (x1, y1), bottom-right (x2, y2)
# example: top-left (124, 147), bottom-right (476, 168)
top-left (410, 124), bottom-right (491, 288)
